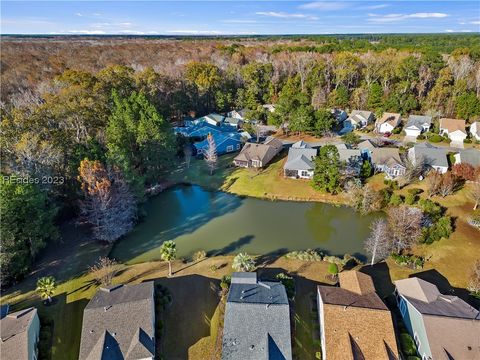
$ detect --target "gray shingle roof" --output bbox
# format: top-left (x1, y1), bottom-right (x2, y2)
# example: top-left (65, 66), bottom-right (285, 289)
top-left (78, 282), bottom-right (155, 360)
top-left (0, 307), bottom-right (38, 360)
top-left (455, 149), bottom-right (480, 167)
top-left (284, 147), bottom-right (317, 171)
top-left (406, 115), bottom-right (432, 130)
top-left (409, 143), bottom-right (448, 169)
top-left (222, 273), bottom-right (292, 360)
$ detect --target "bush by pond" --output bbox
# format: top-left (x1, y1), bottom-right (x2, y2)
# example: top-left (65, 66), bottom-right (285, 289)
top-left (285, 249), bottom-right (323, 261)
top-left (391, 254), bottom-right (425, 269)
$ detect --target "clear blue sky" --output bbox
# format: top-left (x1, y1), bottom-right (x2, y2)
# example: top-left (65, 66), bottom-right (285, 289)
top-left (1, 1), bottom-right (479, 35)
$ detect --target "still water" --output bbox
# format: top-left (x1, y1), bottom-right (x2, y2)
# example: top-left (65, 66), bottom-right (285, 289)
top-left (110, 185), bottom-right (381, 264)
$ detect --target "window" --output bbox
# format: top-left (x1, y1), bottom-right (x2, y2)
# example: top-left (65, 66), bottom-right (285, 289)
top-left (414, 332), bottom-right (421, 349)
top-left (301, 171), bottom-right (309, 177)
top-left (226, 145), bottom-right (233, 152)
top-left (399, 298), bottom-right (407, 316)
top-left (236, 143), bottom-right (241, 150)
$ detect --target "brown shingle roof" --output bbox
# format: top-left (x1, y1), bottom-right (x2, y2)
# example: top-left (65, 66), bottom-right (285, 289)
top-left (234, 137), bottom-right (282, 165)
top-left (338, 270), bottom-right (376, 295)
top-left (318, 271), bottom-right (399, 360)
top-left (377, 112), bottom-right (401, 126)
top-left (439, 118), bottom-right (466, 134)
top-left (371, 148), bottom-right (403, 167)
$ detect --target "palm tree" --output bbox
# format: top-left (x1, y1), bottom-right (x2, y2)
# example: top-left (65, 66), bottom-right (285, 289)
top-left (160, 240), bottom-right (177, 277)
top-left (232, 253), bottom-right (255, 272)
top-left (36, 276), bottom-right (57, 303)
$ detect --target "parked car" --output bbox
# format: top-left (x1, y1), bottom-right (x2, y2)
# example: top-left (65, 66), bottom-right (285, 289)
top-left (383, 132), bottom-right (392, 138)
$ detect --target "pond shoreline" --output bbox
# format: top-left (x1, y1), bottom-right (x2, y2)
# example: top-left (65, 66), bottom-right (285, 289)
top-left (156, 178), bottom-right (350, 207)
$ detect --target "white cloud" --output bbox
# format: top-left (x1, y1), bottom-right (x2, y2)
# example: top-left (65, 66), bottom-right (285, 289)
top-left (255, 11), bottom-right (318, 20)
top-left (368, 12), bottom-right (448, 23)
top-left (470, 20), bottom-right (480, 25)
top-left (75, 13), bottom-right (83, 17)
top-left (299, 2), bottom-right (350, 11)
top-left (360, 4), bottom-right (389, 10)
top-left (445, 29), bottom-right (454, 32)
top-left (68, 30), bottom-right (106, 34)
top-left (92, 13), bottom-right (102, 17)
top-left (166, 30), bottom-right (223, 35)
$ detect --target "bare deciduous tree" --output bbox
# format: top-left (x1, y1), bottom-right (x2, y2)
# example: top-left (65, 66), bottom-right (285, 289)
top-left (387, 206), bottom-right (423, 254)
top-left (90, 257), bottom-right (119, 286)
top-left (469, 177), bottom-right (480, 210)
top-left (204, 133), bottom-right (217, 175)
top-left (426, 170), bottom-right (442, 197)
top-left (364, 219), bottom-right (391, 265)
top-left (467, 260), bottom-right (480, 298)
top-left (183, 144), bottom-right (192, 169)
top-left (437, 172), bottom-right (457, 198)
top-left (78, 160), bottom-right (137, 243)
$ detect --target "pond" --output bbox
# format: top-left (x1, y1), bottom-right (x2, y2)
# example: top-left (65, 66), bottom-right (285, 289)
top-left (110, 185), bottom-right (381, 264)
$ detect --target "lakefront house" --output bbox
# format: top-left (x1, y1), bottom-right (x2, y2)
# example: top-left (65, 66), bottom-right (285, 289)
top-left (233, 137), bottom-right (283, 168)
top-left (395, 277), bottom-right (480, 360)
top-left (283, 140), bottom-right (317, 179)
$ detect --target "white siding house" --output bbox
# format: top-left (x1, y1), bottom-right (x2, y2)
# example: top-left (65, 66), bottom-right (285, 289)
top-left (439, 118), bottom-right (467, 146)
top-left (375, 112), bottom-right (401, 134)
top-left (470, 121), bottom-right (480, 141)
top-left (404, 115), bottom-right (432, 139)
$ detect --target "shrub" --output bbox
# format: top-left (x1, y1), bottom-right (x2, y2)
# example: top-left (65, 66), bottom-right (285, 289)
top-left (418, 199), bottom-right (443, 221)
top-left (404, 193), bottom-right (417, 205)
top-left (379, 188), bottom-right (393, 206)
top-left (428, 134), bottom-right (443, 143)
top-left (192, 250), bottom-right (207, 262)
top-left (285, 249), bottom-right (323, 261)
top-left (210, 264), bottom-right (219, 272)
top-left (421, 216), bottom-right (453, 244)
top-left (384, 179), bottom-right (400, 190)
top-left (389, 193), bottom-right (403, 205)
top-left (392, 127), bottom-right (402, 134)
top-left (276, 273), bottom-right (295, 299)
top-left (417, 134), bottom-right (425, 140)
top-left (408, 188), bottom-right (423, 195)
top-left (327, 263), bottom-right (339, 275)
top-left (220, 275), bottom-right (231, 290)
top-left (400, 333), bottom-right (418, 356)
top-left (391, 254), bottom-right (425, 269)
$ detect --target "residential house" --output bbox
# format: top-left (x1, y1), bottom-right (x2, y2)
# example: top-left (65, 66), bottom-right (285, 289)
top-left (78, 282), bottom-right (155, 360)
top-left (233, 137), bottom-right (283, 168)
top-left (174, 122), bottom-right (233, 138)
top-left (331, 109), bottom-right (348, 124)
top-left (340, 110), bottom-right (374, 134)
top-left (0, 307), bottom-right (40, 360)
top-left (408, 143), bottom-right (449, 174)
top-left (224, 117), bottom-right (244, 129)
top-left (194, 132), bottom-right (244, 156)
top-left (453, 148), bottom-right (480, 168)
top-left (262, 104), bottom-right (276, 113)
top-left (470, 121), bottom-right (480, 141)
top-left (439, 118), bottom-right (467, 145)
top-left (284, 141), bottom-right (317, 179)
top-left (198, 113), bottom-right (225, 126)
top-left (375, 112), bottom-right (401, 134)
top-left (336, 144), bottom-right (362, 176)
top-left (371, 147), bottom-right (406, 179)
top-left (395, 277), bottom-right (480, 360)
top-left (404, 115), bottom-right (432, 139)
top-left (222, 272), bottom-right (292, 360)
top-left (357, 139), bottom-right (377, 160)
top-left (317, 271), bottom-right (399, 360)
top-left (227, 109), bottom-right (246, 120)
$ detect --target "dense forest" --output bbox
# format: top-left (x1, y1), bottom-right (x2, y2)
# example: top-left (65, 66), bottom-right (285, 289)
top-left (1, 34), bottom-right (480, 285)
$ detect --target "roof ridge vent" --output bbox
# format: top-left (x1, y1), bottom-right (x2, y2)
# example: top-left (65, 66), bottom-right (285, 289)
top-left (257, 281), bottom-right (271, 289)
